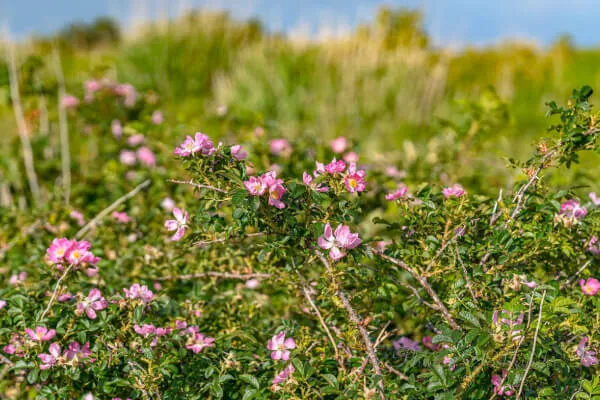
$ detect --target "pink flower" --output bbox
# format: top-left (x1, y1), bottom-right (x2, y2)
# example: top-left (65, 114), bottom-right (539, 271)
top-left (302, 172), bottom-right (328, 192)
top-left (47, 238), bottom-right (73, 264)
top-left (136, 147), bottom-right (156, 167)
top-left (272, 364), bottom-right (295, 385)
top-left (64, 240), bottom-right (100, 265)
top-left (560, 199), bottom-right (587, 219)
top-left (231, 145), bottom-right (247, 160)
top-left (331, 137), bottom-right (347, 153)
top-left (84, 79), bottom-right (101, 95)
top-left (165, 208), bottom-right (188, 241)
top-left (127, 134), bottom-right (145, 146)
top-left (386, 184), bottom-right (408, 201)
top-left (186, 333), bottom-right (215, 353)
top-left (385, 166), bottom-right (406, 179)
top-left (324, 158), bottom-right (346, 174)
top-left (134, 324), bottom-right (156, 337)
top-left (9, 272), bottom-right (26, 285)
top-left (268, 182), bottom-right (287, 209)
top-left (61, 94), bottom-right (79, 109)
top-left (270, 139), bottom-right (291, 156)
top-left (64, 341), bottom-right (93, 363)
top-left (318, 223), bottom-right (361, 261)
top-left (442, 184), bottom-right (466, 199)
top-left (343, 152), bottom-right (359, 163)
top-left (580, 277), bottom-right (600, 296)
top-left (120, 150), bottom-right (137, 166)
top-left (114, 84), bottom-right (137, 107)
top-left (392, 337), bottom-right (422, 352)
top-left (174, 135), bottom-right (197, 157)
top-left (267, 332), bottom-right (296, 361)
top-left (161, 197), bottom-right (175, 211)
top-left (577, 337), bottom-right (599, 367)
top-left (4, 335), bottom-right (25, 356)
top-left (244, 176), bottom-right (267, 196)
top-left (588, 236), bottom-right (600, 255)
top-left (589, 192), bottom-right (600, 206)
top-left (77, 289), bottom-right (108, 319)
top-left (343, 163), bottom-right (366, 193)
top-left (174, 133), bottom-right (215, 157)
top-left (39, 343), bottom-right (61, 369)
top-left (25, 326), bottom-right (56, 342)
top-left (57, 293), bottom-right (74, 302)
top-left (245, 279), bottom-right (260, 289)
top-left (175, 320), bottom-right (188, 330)
top-left (111, 120), bottom-right (123, 138)
top-left (70, 211), bottom-right (85, 226)
top-left (0, 300), bottom-right (6, 309)
top-left (491, 371), bottom-right (514, 396)
top-left (522, 278), bottom-right (537, 288)
top-left (124, 283), bottom-right (154, 304)
top-left (151, 110), bottom-right (163, 125)
top-left (112, 211), bottom-right (131, 223)
top-left (422, 336), bottom-right (440, 351)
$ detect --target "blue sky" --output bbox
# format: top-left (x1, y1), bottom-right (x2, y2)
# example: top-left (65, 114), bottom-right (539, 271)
top-left (1, 0), bottom-right (599, 47)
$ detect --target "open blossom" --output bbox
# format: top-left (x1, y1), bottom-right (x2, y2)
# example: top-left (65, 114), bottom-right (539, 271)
top-left (491, 371), bottom-right (514, 396)
top-left (272, 364), bottom-right (295, 386)
top-left (343, 151), bottom-right (359, 163)
top-left (127, 134), bottom-right (145, 146)
top-left (590, 192), bottom-right (600, 206)
top-left (324, 158), bottom-right (346, 174)
top-left (267, 332), bottom-right (296, 361)
top-left (270, 139), bottom-right (291, 156)
top-left (165, 208), bottom-right (188, 241)
top-left (559, 199), bottom-right (587, 220)
top-left (577, 337), bottom-right (599, 367)
top-left (112, 211), bottom-right (131, 223)
top-left (392, 337), bottom-right (422, 352)
top-left (244, 176), bottom-right (267, 196)
top-left (151, 110), bottom-right (164, 125)
top-left (442, 184), bottom-right (466, 199)
top-left (186, 333), bottom-right (215, 353)
top-left (386, 184), bottom-right (408, 201)
top-left (70, 210), bottom-right (85, 226)
top-left (302, 172), bottom-right (328, 192)
top-left (331, 136), bottom-right (347, 153)
top-left (579, 277), bottom-right (600, 296)
top-left (136, 146), bottom-right (156, 167)
top-left (9, 272), bottom-right (27, 285)
top-left (111, 120), bottom-right (123, 137)
top-left (134, 324), bottom-right (156, 337)
top-left (318, 223), bottom-right (361, 261)
top-left (343, 163), bottom-right (366, 193)
top-left (64, 341), bottom-right (94, 363)
top-left (77, 289), bottom-right (108, 319)
top-left (244, 171), bottom-right (287, 208)
top-left (62, 94), bottom-right (79, 109)
top-left (230, 145), bottom-right (247, 160)
top-left (174, 133), bottom-right (215, 157)
top-left (39, 343), bottom-right (61, 369)
top-left (124, 283), bottom-right (154, 304)
top-left (268, 181), bottom-right (287, 209)
top-left (47, 239), bottom-right (99, 266)
top-left (25, 326), bottom-right (56, 342)
top-left (119, 150), bottom-right (137, 166)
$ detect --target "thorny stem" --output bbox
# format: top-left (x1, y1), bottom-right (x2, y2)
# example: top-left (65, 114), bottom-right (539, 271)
top-left (155, 271), bottom-right (271, 281)
top-left (168, 178), bottom-right (227, 193)
top-left (39, 264), bottom-right (74, 321)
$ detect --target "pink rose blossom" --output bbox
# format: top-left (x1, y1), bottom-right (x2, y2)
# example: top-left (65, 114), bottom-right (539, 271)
top-left (268, 182), bottom-right (287, 209)
top-left (244, 176), bottom-right (267, 196)
top-left (186, 333), bottom-right (215, 353)
top-left (136, 147), bottom-right (156, 167)
top-left (161, 197), bottom-right (175, 211)
top-left (302, 172), bottom-right (328, 192)
top-left (270, 139), bottom-right (292, 156)
top-left (392, 337), bottom-right (422, 352)
top-left (64, 341), bottom-right (94, 363)
top-left (173, 136), bottom-right (197, 157)
top-left (245, 279), bottom-right (260, 289)
top-left (165, 208), bottom-right (188, 241)
top-left (491, 371), bottom-right (514, 396)
top-left (343, 151), bottom-right (359, 163)
top-left (386, 184), bottom-right (408, 201)
top-left (272, 364), bottom-right (295, 385)
top-left (0, 300), bottom-right (6, 309)
top-left (231, 145), bottom-right (247, 160)
top-left (442, 184), bottom-right (466, 199)
top-left (151, 110), bottom-right (164, 125)
top-left (331, 137), bottom-right (347, 153)
top-left (324, 158), bottom-right (346, 174)
top-left (77, 289), bottom-right (108, 319)
top-left (588, 236), bottom-right (600, 255)
top-left (267, 332), bottom-right (296, 361)
top-left (39, 343), bottom-right (61, 369)
top-left (124, 283), bottom-right (154, 304)
top-left (64, 240), bottom-right (100, 265)
top-left (318, 223), bottom-right (361, 261)
top-left (112, 211), bottom-right (131, 223)
top-left (577, 337), bottom-right (599, 367)
top-left (580, 277), bottom-right (600, 296)
top-left (25, 326), bottom-right (56, 342)
top-left (343, 163), bottom-right (366, 193)
top-left (111, 120), bottom-right (123, 138)
top-left (119, 150), bottom-right (136, 166)
top-left (174, 133), bottom-right (215, 157)
top-left (559, 199), bottom-right (587, 220)
top-left (47, 238), bottom-right (73, 264)
top-left (61, 94), bottom-right (79, 109)
top-left (589, 192), bottom-right (600, 206)
top-left (9, 272), bottom-right (27, 286)
top-left (114, 84), bottom-right (137, 107)
top-left (134, 324), bottom-right (156, 337)
top-left (127, 134), bottom-right (145, 146)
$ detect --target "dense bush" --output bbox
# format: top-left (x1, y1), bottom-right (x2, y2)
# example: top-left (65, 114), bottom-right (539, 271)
top-left (1, 55), bottom-right (600, 399)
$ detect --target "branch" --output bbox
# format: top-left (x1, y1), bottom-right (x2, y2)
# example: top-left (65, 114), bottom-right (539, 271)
top-left (5, 32), bottom-right (41, 204)
top-left (374, 250), bottom-right (461, 330)
top-left (53, 47), bottom-right (71, 205)
top-left (39, 264), bottom-right (73, 321)
top-left (317, 254), bottom-right (385, 400)
top-left (155, 271), bottom-right (270, 281)
top-left (75, 179), bottom-right (151, 239)
top-left (454, 243), bottom-right (477, 304)
top-left (516, 290), bottom-right (546, 399)
top-left (489, 188), bottom-right (503, 226)
top-left (194, 232), bottom-right (265, 248)
top-left (562, 260), bottom-right (591, 288)
top-left (424, 225), bottom-right (465, 273)
top-left (168, 179), bottom-right (227, 193)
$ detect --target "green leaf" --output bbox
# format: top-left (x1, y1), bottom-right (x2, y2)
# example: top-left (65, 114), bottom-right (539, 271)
top-left (239, 374), bottom-right (260, 389)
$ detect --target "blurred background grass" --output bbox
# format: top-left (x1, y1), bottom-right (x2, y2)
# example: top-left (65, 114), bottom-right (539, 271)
top-left (1, 6), bottom-right (600, 203)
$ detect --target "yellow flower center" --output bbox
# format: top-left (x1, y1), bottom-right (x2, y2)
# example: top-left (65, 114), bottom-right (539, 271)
top-left (349, 178), bottom-right (358, 188)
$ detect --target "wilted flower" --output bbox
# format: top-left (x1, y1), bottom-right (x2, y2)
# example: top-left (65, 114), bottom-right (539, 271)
top-left (577, 337), bottom-right (599, 367)
top-left (230, 145), bottom-right (247, 160)
top-left (386, 184), bottom-right (408, 201)
top-left (272, 364), bottom-right (295, 385)
top-left (39, 343), bottom-right (61, 369)
top-left (165, 208), bottom-right (188, 241)
top-left (77, 289), bottom-right (108, 319)
top-left (186, 333), bottom-right (215, 353)
top-left (491, 371), bottom-right (514, 396)
top-left (267, 332), bottom-right (296, 361)
top-left (392, 337), bottom-right (422, 352)
top-left (557, 199), bottom-right (587, 227)
top-left (442, 184), bottom-right (466, 199)
top-left (25, 326), bottom-right (56, 342)
top-left (64, 341), bottom-right (94, 364)
top-left (318, 223), bottom-right (361, 261)
top-left (422, 336), bottom-right (440, 351)
top-left (331, 137), bottom-right (347, 153)
top-left (133, 324), bottom-right (156, 337)
top-left (579, 277), bottom-right (600, 296)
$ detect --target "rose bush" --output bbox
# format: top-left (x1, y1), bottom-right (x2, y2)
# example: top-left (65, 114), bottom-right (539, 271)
top-left (1, 76), bottom-right (600, 399)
